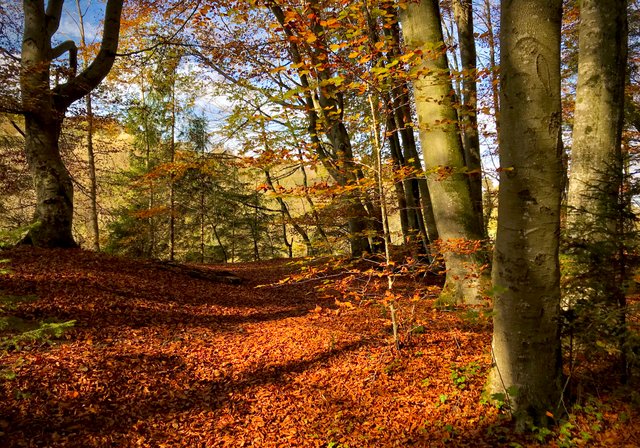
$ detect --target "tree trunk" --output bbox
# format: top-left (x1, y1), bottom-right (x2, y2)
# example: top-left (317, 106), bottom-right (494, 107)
top-left (23, 116), bottom-right (76, 247)
top-left (169, 75), bottom-right (177, 262)
top-left (383, 9), bottom-right (438, 245)
top-left (567, 0), bottom-right (626, 234)
top-left (489, 0), bottom-right (564, 429)
top-left (386, 113), bottom-right (411, 240)
top-left (399, 0), bottom-right (486, 304)
top-left (85, 93), bottom-right (100, 251)
top-left (268, 1), bottom-right (372, 257)
top-left (565, 0), bottom-right (627, 379)
top-left (264, 169), bottom-right (314, 256)
top-left (484, 0), bottom-right (501, 141)
top-left (453, 0), bottom-right (484, 235)
top-left (76, 0), bottom-right (100, 251)
top-left (19, 0), bottom-right (123, 248)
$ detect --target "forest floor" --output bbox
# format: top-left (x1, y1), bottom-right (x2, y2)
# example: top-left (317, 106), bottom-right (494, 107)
top-left (0, 247), bottom-right (638, 447)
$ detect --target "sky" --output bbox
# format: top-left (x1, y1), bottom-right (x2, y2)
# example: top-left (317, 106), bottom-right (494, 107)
top-left (2, 0), bottom-right (503, 163)
top-left (57, 0), bottom-right (104, 46)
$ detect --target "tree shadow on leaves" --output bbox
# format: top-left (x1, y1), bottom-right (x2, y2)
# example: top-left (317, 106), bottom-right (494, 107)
top-left (3, 340), bottom-right (370, 446)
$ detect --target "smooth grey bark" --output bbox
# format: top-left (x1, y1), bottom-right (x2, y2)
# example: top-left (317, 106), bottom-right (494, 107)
top-left (453, 0), bottom-right (484, 235)
top-left (490, 0), bottom-right (564, 429)
top-left (566, 0), bottom-right (628, 379)
top-left (399, 0), bottom-right (486, 304)
top-left (567, 0), bottom-right (627, 237)
top-left (394, 93), bottom-right (439, 244)
top-left (20, 0), bottom-right (123, 247)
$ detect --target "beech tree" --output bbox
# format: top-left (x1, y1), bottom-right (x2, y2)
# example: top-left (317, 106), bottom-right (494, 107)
top-left (19, 0), bottom-right (123, 247)
top-left (489, 0), bottom-right (564, 429)
top-left (565, 0), bottom-right (628, 378)
top-left (399, 0), bottom-right (486, 304)
top-left (566, 1), bottom-right (627, 254)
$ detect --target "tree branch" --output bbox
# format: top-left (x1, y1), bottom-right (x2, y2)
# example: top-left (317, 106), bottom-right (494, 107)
top-left (9, 118), bottom-right (25, 137)
top-left (45, 0), bottom-right (65, 37)
top-left (50, 40), bottom-right (78, 77)
top-left (54, 0), bottom-right (123, 109)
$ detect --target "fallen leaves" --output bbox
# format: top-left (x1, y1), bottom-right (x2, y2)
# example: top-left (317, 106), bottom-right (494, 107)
top-left (0, 247), bottom-right (637, 447)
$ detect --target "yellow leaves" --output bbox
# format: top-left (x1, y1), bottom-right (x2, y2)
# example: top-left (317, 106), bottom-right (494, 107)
top-left (271, 66), bottom-right (287, 74)
top-left (283, 9), bottom-right (297, 24)
top-left (334, 298), bottom-right (355, 309)
top-left (319, 18), bottom-right (339, 28)
top-left (398, 51), bottom-right (416, 63)
top-left (319, 76), bottom-right (345, 87)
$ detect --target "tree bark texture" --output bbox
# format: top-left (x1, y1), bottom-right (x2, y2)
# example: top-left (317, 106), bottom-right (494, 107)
top-left (400, 0), bottom-right (485, 304)
top-left (490, 0), bottom-right (564, 429)
top-left (20, 0), bottom-right (123, 248)
top-left (567, 0), bottom-right (627, 237)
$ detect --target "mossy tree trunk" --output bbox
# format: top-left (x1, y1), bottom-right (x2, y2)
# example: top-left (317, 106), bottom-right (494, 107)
top-left (489, 0), bottom-right (564, 430)
top-left (399, 0), bottom-right (485, 304)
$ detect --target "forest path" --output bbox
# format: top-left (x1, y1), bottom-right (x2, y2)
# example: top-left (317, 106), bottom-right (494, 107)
top-left (0, 247), bottom-right (635, 447)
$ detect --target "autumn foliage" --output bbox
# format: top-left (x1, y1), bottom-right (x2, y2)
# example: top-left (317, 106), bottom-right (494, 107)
top-left (0, 247), bottom-right (637, 447)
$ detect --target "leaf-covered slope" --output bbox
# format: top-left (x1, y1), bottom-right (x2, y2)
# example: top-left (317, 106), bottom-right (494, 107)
top-left (0, 247), bottom-right (636, 447)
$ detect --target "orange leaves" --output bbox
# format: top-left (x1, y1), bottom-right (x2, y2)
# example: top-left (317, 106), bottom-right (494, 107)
top-left (433, 238), bottom-right (485, 256)
top-left (1, 247), bottom-right (637, 446)
top-left (334, 298), bottom-right (355, 309)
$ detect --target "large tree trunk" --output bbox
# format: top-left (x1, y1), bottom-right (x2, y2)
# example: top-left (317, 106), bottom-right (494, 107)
top-left (23, 116), bottom-right (76, 247)
top-left (382, 8), bottom-right (439, 245)
top-left (567, 0), bottom-right (626, 235)
top-left (399, 0), bottom-right (485, 304)
top-left (20, 0), bottom-right (123, 248)
top-left (489, 0), bottom-right (564, 429)
top-left (566, 0), bottom-right (628, 379)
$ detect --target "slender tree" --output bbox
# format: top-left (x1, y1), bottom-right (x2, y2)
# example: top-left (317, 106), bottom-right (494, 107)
top-left (399, 0), bottom-right (485, 304)
top-left (20, 0), bottom-right (123, 247)
top-left (489, 0), bottom-right (564, 429)
top-left (453, 0), bottom-right (484, 234)
top-left (75, 0), bottom-right (100, 251)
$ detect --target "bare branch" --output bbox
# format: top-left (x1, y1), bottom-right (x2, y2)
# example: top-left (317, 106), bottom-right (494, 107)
top-left (9, 118), bottom-right (25, 137)
top-left (50, 40), bottom-right (78, 77)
